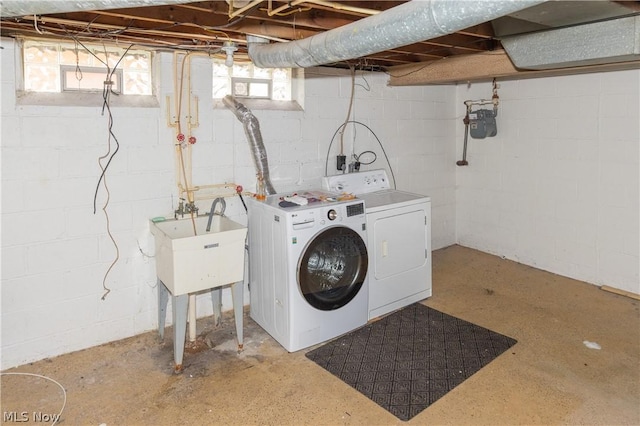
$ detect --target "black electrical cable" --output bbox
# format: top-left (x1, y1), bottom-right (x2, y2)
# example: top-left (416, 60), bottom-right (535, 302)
top-left (356, 150), bottom-right (377, 165)
top-left (324, 120), bottom-right (396, 189)
top-left (92, 43), bottom-right (134, 214)
top-left (238, 192), bottom-right (248, 213)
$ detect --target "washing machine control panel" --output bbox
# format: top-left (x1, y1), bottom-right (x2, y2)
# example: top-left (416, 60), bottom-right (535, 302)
top-left (289, 200), bottom-right (364, 229)
top-left (322, 169), bottom-right (391, 194)
top-left (346, 202), bottom-right (364, 217)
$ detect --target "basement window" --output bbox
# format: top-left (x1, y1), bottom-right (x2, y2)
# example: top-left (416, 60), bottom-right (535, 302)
top-left (60, 66), bottom-right (123, 93)
top-left (232, 77), bottom-right (271, 99)
top-left (21, 39), bottom-right (153, 96)
top-left (212, 59), bottom-right (303, 110)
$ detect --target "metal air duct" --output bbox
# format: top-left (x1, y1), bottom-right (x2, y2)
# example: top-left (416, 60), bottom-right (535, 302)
top-left (222, 95), bottom-right (277, 196)
top-left (500, 15), bottom-right (640, 70)
top-left (248, 0), bottom-right (546, 68)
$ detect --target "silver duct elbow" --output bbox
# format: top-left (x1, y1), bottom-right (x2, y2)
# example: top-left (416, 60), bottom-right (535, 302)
top-left (222, 95), bottom-right (277, 195)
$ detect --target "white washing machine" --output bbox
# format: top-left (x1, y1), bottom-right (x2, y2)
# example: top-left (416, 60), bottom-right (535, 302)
top-left (323, 170), bottom-right (432, 320)
top-left (247, 191), bottom-right (369, 352)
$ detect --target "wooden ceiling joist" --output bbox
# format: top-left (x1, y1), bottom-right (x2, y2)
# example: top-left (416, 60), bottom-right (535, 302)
top-left (388, 49), bottom-right (640, 85)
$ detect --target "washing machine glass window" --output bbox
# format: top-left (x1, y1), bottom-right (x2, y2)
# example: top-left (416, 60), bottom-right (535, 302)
top-left (298, 226), bottom-right (368, 311)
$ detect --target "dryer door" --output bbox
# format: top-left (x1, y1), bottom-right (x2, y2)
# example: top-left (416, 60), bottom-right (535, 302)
top-left (298, 226), bottom-right (368, 311)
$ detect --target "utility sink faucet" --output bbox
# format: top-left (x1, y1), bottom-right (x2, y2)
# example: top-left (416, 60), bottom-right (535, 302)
top-left (174, 198), bottom-right (198, 219)
top-left (206, 197), bottom-right (226, 232)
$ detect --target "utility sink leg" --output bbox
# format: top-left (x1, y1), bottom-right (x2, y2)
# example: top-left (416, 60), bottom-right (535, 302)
top-left (231, 281), bottom-right (244, 352)
top-left (157, 279), bottom-right (169, 340)
top-left (211, 288), bottom-right (222, 327)
top-left (172, 294), bottom-right (189, 372)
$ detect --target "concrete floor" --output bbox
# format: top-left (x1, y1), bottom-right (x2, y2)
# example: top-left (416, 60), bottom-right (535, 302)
top-left (2, 245), bottom-right (639, 425)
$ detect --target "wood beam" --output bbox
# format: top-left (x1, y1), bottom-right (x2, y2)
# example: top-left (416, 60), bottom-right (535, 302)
top-left (388, 50), bottom-right (519, 85)
top-left (388, 50), bottom-right (640, 86)
top-left (109, 3), bottom-right (354, 30)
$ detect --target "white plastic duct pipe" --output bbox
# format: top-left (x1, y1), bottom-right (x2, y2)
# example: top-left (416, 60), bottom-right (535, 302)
top-left (248, 0), bottom-right (547, 68)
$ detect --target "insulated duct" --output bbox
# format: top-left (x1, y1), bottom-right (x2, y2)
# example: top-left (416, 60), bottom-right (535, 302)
top-left (222, 95), bottom-right (277, 196)
top-left (248, 0), bottom-right (546, 68)
top-left (500, 15), bottom-right (640, 70)
top-left (0, 0), bottom-right (196, 18)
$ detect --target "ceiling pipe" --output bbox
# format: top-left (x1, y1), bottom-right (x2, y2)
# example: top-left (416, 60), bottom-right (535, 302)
top-left (269, 0), bottom-right (381, 17)
top-left (248, 0), bottom-right (547, 68)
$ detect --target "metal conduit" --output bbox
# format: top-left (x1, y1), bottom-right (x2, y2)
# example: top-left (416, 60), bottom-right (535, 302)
top-left (248, 0), bottom-right (547, 68)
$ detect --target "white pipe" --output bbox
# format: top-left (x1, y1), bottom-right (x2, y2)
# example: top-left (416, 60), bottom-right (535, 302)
top-left (268, 0), bottom-right (305, 16)
top-left (268, 0), bottom-right (380, 17)
top-left (248, 0), bottom-right (547, 68)
top-left (303, 0), bottom-right (380, 16)
top-left (228, 0), bottom-right (263, 19)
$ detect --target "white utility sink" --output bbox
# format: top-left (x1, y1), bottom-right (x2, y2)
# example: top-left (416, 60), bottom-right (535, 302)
top-left (150, 215), bottom-right (247, 295)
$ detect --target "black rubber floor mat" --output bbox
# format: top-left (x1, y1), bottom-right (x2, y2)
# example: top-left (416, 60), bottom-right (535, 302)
top-left (305, 303), bottom-right (517, 421)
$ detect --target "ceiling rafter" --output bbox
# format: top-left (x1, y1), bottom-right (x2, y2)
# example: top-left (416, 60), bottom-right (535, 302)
top-left (5, 0), bottom-right (637, 78)
top-left (1, 0), bottom-right (501, 69)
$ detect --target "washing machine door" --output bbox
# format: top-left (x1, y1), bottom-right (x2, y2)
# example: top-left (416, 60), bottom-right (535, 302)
top-left (298, 226), bottom-right (368, 311)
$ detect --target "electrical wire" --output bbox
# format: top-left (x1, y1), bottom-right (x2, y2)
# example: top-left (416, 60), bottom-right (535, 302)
top-left (356, 150), bottom-right (377, 165)
top-left (96, 86), bottom-right (117, 300)
top-left (137, 239), bottom-right (154, 258)
top-left (355, 66), bottom-right (371, 91)
top-left (324, 120), bottom-right (396, 189)
top-left (92, 43), bottom-right (133, 212)
top-left (84, 41), bottom-right (132, 300)
top-left (339, 64), bottom-right (356, 156)
top-left (238, 192), bottom-right (248, 212)
top-left (97, 171), bottom-right (118, 301)
top-left (73, 39), bottom-right (83, 82)
top-left (54, 33), bottom-right (133, 301)
top-left (0, 372), bottom-right (67, 426)
top-left (33, 15), bottom-right (45, 35)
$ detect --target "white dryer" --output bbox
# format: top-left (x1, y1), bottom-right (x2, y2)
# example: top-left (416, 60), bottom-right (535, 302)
top-left (247, 191), bottom-right (368, 352)
top-left (323, 170), bottom-right (432, 320)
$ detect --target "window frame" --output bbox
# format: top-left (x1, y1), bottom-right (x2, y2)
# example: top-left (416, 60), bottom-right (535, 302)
top-left (211, 58), bottom-right (304, 111)
top-left (16, 37), bottom-right (159, 108)
top-left (231, 77), bottom-right (272, 99)
top-left (60, 65), bottom-right (124, 94)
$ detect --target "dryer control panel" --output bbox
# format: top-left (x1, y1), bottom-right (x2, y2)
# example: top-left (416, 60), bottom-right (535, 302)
top-left (322, 169), bottom-right (391, 194)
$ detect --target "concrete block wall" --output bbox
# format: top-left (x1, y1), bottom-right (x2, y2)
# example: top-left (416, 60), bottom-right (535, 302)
top-left (1, 38), bottom-right (456, 369)
top-left (456, 70), bottom-right (639, 294)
